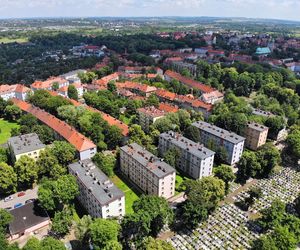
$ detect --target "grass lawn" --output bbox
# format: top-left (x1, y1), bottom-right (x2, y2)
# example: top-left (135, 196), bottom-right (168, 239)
top-left (111, 173), bottom-right (140, 214)
top-left (0, 37), bottom-right (29, 44)
top-left (0, 119), bottom-right (20, 144)
top-left (175, 171), bottom-right (191, 195)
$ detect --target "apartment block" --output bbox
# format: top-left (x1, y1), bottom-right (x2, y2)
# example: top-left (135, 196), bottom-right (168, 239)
top-left (192, 121), bottom-right (245, 165)
top-left (159, 131), bottom-right (215, 179)
top-left (137, 106), bottom-right (166, 132)
top-left (69, 160), bottom-right (125, 218)
top-left (8, 133), bottom-right (45, 162)
top-left (244, 122), bottom-right (269, 150)
top-left (120, 143), bottom-right (176, 199)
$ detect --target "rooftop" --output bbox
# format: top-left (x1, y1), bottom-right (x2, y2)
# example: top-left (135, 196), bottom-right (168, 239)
top-left (160, 131), bottom-right (215, 159)
top-left (8, 133), bottom-right (45, 156)
top-left (247, 122), bottom-right (269, 132)
top-left (11, 99), bottom-right (96, 152)
top-left (192, 121), bottom-right (245, 144)
top-left (137, 106), bottom-right (166, 118)
top-left (69, 159), bottom-right (124, 206)
top-left (164, 70), bottom-right (215, 93)
top-left (121, 143), bottom-right (175, 178)
top-left (9, 201), bottom-right (49, 236)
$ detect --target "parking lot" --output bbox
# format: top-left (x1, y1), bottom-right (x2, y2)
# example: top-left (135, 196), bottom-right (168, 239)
top-left (0, 186), bottom-right (38, 210)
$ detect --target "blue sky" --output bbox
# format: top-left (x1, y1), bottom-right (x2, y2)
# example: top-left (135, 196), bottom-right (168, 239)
top-left (0, 0), bottom-right (299, 21)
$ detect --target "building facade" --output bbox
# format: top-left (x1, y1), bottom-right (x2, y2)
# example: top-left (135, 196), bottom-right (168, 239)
top-left (8, 133), bottom-right (45, 162)
top-left (244, 122), bottom-right (269, 151)
top-left (159, 131), bottom-right (215, 179)
top-left (137, 106), bottom-right (166, 132)
top-left (192, 121), bottom-right (245, 165)
top-left (69, 160), bottom-right (125, 218)
top-left (120, 143), bottom-right (176, 199)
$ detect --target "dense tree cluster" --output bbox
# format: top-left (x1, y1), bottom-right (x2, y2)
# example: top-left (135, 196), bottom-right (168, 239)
top-left (252, 199), bottom-right (300, 250)
top-left (178, 177), bottom-right (225, 229)
top-left (237, 143), bottom-right (281, 183)
top-left (28, 90), bottom-right (123, 150)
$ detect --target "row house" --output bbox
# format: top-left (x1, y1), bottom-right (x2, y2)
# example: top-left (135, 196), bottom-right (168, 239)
top-left (0, 84), bottom-right (31, 101)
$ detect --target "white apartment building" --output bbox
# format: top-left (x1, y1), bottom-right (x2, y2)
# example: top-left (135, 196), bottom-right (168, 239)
top-left (120, 143), bottom-right (176, 199)
top-left (159, 131), bottom-right (215, 179)
top-left (192, 121), bottom-right (245, 165)
top-left (69, 160), bottom-right (125, 218)
top-left (8, 133), bottom-right (46, 162)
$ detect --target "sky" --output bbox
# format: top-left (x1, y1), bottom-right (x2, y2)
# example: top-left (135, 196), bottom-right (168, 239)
top-left (0, 0), bottom-right (300, 21)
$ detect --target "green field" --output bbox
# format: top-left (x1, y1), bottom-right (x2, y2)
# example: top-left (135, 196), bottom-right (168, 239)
top-left (0, 119), bottom-right (20, 144)
top-left (111, 173), bottom-right (140, 214)
top-left (0, 37), bottom-right (29, 44)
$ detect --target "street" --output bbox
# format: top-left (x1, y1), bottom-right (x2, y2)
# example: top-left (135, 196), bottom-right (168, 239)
top-left (0, 186), bottom-right (38, 210)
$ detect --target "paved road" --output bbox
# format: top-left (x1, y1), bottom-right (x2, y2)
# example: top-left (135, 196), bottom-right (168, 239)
top-left (0, 186), bottom-right (38, 210)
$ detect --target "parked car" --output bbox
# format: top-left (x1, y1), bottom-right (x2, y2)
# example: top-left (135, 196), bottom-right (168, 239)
top-left (25, 199), bottom-right (35, 204)
top-left (17, 192), bottom-right (26, 197)
top-left (4, 207), bottom-right (12, 210)
top-left (14, 203), bottom-right (23, 208)
top-left (4, 196), bottom-right (13, 202)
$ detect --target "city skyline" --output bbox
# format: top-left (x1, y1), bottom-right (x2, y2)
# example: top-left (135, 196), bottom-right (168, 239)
top-left (0, 0), bottom-right (299, 21)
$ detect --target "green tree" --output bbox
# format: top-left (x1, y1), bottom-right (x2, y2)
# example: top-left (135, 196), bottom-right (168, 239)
top-left (67, 85), bottom-right (78, 100)
top-left (102, 241), bottom-right (122, 250)
top-left (40, 237), bottom-right (66, 250)
top-left (36, 149), bottom-right (59, 176)
top-left (140, 237), bottom-right (175, 250)
top-left (57, 105), bottom-right (79, 126)
top-left (54, 175), bottom-right (79, 205)
top-left (0, 208), bottom-right (13, 232)
top-left (163, 148), bottom-right (180, 168)
top-left (236, 151), bottom-right (261, 183)
top-left (145, 94), bottom-right (159, 108)
top-left (132, 195), bottom-right (174, 237)
top-left (213, 165), bottom-right (235, 193)
top-left (23, 237), bottom-right (41, 250)
top-left (50, 141), bottom-right (76, 166)
top-left (51, 208), bottom-right (73, 237)
top-left (52, 82), bottom-right (59, 91)
top-left (184, 126), bottom-right (200, 142)
top-left (92, 153), bottom-right (116, 177)
top-left (89, 219), bottom-right (120, 250)
top-left (4, 105), bottom-right (22, 121)
top-left (0, 148), bottom-right (8, 163)
top-left (105, 126), bottom-right (123, 150)
top-left (107, 82), bottom-right (117, 93)
top-left (0, 162), bottom-right (17, 195)
top-left (14, 155), bottom-right (39, 188)
top-left (74, 215), bottom-right (93, 243)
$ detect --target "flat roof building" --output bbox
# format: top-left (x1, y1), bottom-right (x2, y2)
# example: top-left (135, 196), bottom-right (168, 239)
top-left (159, 131), bottom-right (215, 179)
top-left (69, 159), bottom-right (125, 218)
top-left (244, 122), bottom-right (269, 151)
top-left (8, 133), bottom-right (45, 162)
top-left (120, 143), bottom-right (176, 199)
top-left (192, 121), bottom-right (245, 165)
top-left (8, 201), bottom-right (50, 240)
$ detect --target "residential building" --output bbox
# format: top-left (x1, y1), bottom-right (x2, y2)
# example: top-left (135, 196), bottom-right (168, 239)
top-left (8, 201), bottom-right (50, 240)
top-left (31, 77), bottom-right (69, 91)
top-left (57, 82), bottom-right (84, 98)
top-left (164, 70), bottom-right (215, 94)
top-left (137, 106), bottom-right (166, 132)
top-left (120, 143), bottom-right (176, 199)
top-left (69, 160), bottom-right (125, 218)
top-left (192, 121), bottom-right (245, 165)
top-left (0, 84), bottom-right (31, 101)
top-left (11, 98), bottom-right (97, 160)
top-left (159, 131), bottom-right (215, 179)
top-left (252, 108), bottom-right (275, 118)
top-left (244, 122), bottom-right (269, 151)
top-left (8, 133), bottom-right (45, 162)
top-left (200, 90), bottom-right (224, 104)
top-left (61, 69), bottom-right (87, 84)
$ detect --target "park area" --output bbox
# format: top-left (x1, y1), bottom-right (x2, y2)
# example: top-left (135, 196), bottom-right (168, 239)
top-left (111, 173), bottom-right (140, 214)
top-left (0, 119), bottom-right (19, 144)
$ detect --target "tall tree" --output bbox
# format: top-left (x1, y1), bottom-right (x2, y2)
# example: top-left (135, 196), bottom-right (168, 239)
top-left (0, 162), bottom-right (17, 195)
top-left (68, 85), bottom-right (79, 101)
top-left (50, 141), bottom-right (76, 166)
top-left (14, 155), bottom-right (39, 188)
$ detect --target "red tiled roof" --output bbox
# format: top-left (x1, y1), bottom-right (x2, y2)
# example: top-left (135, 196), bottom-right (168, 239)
top-left (31, 77), bottom-right (67, 90)
top-left (158, 103), bottom-right (178, 113)
top-left (11, 98), bottom-right (96, 152)
top-left (137, 106), bottom-right (166, 118)
top-left (155, 89), bottom-right (176, 101)
top-left (15, 84), bottom-right (30, 93)
top-left (0, 84), bottom-right (30, 95)
top-left (116, 81), bottom-right (157, 94)
top-left (164, 70), bottom-right (215, 93)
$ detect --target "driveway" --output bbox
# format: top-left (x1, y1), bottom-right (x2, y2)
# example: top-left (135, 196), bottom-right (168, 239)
top-left (0, 186), bottom-right (38, 210)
